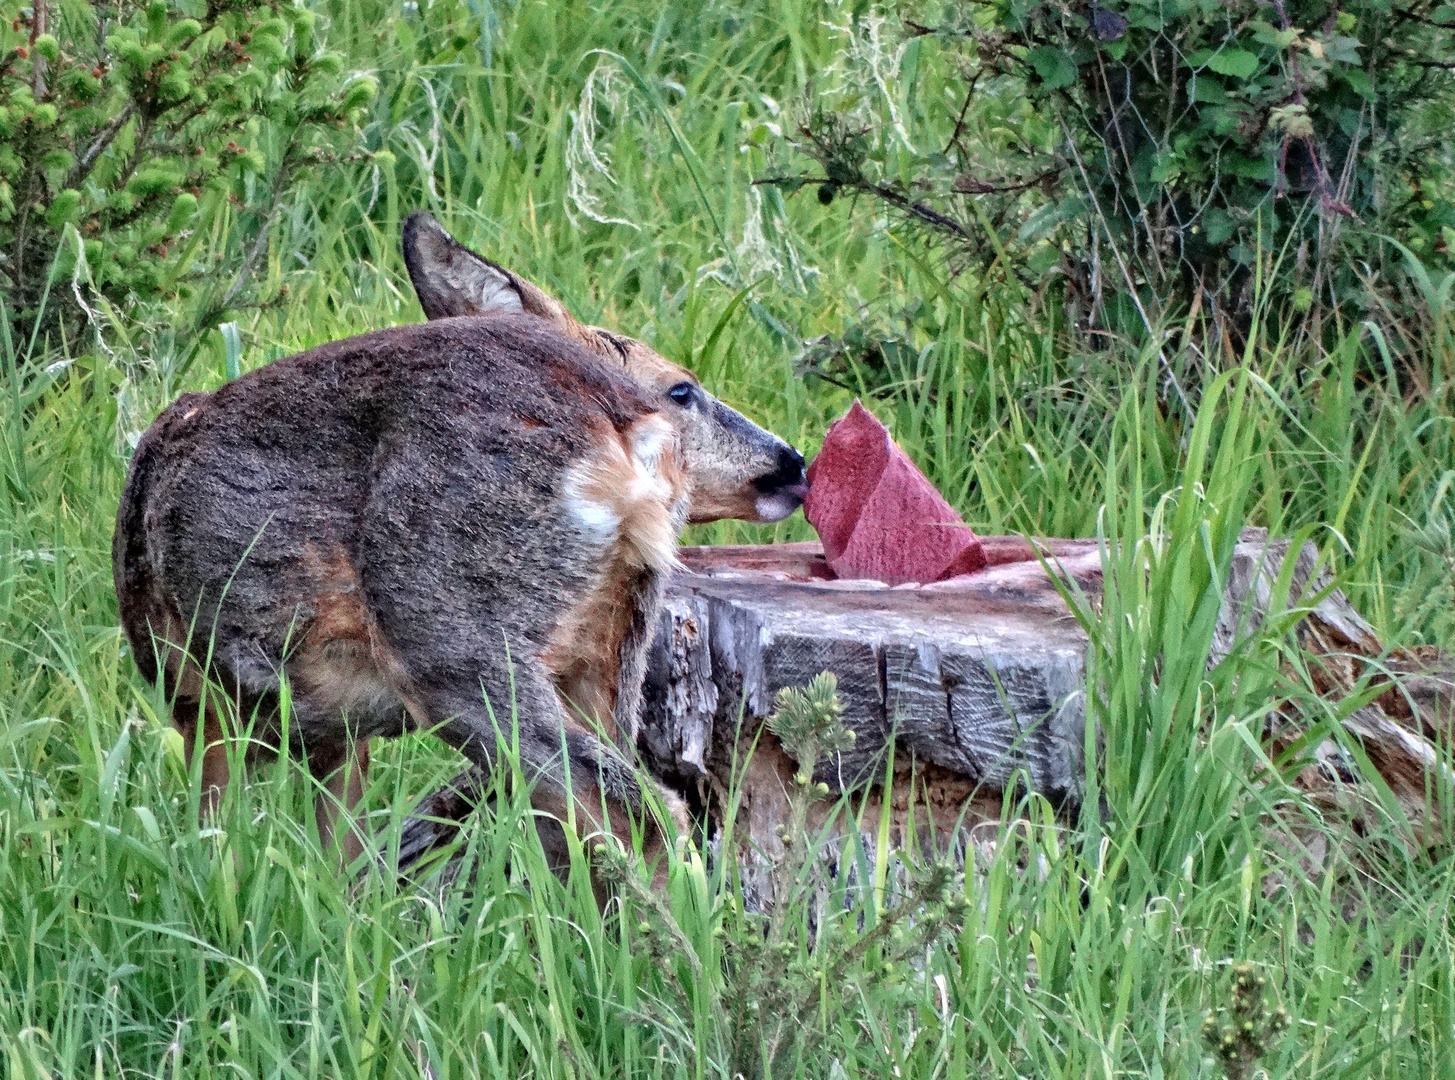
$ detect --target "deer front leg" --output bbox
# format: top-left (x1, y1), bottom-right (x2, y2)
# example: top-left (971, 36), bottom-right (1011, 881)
top-left (309, 737), bottom-right (371, 865)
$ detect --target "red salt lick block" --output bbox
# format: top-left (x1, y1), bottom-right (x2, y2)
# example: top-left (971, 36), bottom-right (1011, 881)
top-left (803, 401), bottom-right (987, 585)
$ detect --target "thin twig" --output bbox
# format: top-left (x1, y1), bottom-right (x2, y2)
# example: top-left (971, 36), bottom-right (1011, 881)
top-left (754, 175), bottom-right (971, 239)
top-left (943, 71), bottom-right (981, 154)
top-left (219, 142), bottom-right (303, 317)
top-left (29, 0), bottom-right (48, 98)
top-left (105, 115), bottom-right (156, 203)
top-left (1061, 120), bottom-right (1192, 418)
top-left (67, 103), bottom-right (138, 189)
top-left (171, 144), bottom-right (302, 381)
top-left (219, 175), bottom-right (291, 313)
top-left (953, 167), bottom-right (1062, 196)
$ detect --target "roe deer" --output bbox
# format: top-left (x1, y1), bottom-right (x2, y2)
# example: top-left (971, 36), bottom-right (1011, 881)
top-left (113, 210), bottom-right (806, 866)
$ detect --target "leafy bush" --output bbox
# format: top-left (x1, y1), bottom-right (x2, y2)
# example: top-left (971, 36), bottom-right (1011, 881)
top-left (0, 0), bottom-right (376, 353)
top-left (771, 0), bottom-right (1455, 333)
top-left (981, 0), bottom-right (1455, 317)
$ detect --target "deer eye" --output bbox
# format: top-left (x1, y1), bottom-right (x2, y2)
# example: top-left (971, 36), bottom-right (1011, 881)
top-left (667, 382), bottom-right (700, 408)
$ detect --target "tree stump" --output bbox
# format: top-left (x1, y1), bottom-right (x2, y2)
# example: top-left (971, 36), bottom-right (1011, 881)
top-left (396, 531), bottom-right (1454, 873)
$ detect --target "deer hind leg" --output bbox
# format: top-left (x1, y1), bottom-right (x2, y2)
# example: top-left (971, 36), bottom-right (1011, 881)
top-left (156, 625), bottom-right (235, 822)
top-left (519, 722), bottom-right (687, 898)
top-left (307, 736), bottom-right (372, 865)
top-left (171, 695), bottom-right (233, 822)
top-left (361, 570), bottom-right (686, 886)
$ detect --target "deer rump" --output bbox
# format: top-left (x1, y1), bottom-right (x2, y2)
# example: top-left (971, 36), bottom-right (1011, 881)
top-left (114, 314), bottom-right (683, 836)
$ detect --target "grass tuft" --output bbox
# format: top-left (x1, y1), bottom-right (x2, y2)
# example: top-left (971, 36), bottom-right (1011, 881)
top-left (2, 0), bottom-right (1454, 1076)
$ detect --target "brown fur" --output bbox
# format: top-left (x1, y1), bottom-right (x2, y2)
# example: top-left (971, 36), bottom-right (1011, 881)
top-left (114, 212), bottom-right (806, 875)
top-left (402, 213), bottom-right (808, 527)
top-left (291, 544), bottom-right (428, 728)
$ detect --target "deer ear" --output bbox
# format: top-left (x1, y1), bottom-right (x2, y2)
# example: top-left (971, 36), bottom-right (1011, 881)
top-left (401, 211), bottom-right (524, 320)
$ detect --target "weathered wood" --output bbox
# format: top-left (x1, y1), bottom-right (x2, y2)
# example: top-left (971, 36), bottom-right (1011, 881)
top-left (640, 540), bottom-right (1100, 809)
top-left (396, 531), bottom-right (1454, 871)
top-left (1212, 531), bottom-right (1455, 829)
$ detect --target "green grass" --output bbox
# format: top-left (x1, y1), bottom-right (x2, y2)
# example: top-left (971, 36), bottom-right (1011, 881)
top-left (4, 0), bottom-right (1455, 1076)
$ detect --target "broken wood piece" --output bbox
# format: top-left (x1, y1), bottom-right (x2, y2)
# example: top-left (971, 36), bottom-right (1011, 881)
top-left (803, 401), bottom-right (987, 583)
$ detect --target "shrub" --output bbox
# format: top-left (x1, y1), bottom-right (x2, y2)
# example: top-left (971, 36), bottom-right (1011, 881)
top-left (770, 0), bottom-right (1455, 335)
top-left (0, 0), bottom-right (376, 355)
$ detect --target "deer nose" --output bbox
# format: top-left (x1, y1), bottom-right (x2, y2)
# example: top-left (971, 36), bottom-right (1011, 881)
top-left (753, 443), bottom-right (807, 495)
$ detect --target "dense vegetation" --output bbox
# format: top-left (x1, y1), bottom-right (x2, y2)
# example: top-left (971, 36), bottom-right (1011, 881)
top-left (771, 0), bottom-right (1455, 325)
top-left (2, 0), bottom-right (1454, 1076)
top-left (0, 0), bottom-right (376, 348)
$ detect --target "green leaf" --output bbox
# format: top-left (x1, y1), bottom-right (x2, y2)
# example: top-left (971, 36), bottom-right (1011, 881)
top-left (128, 168), bottom-right (180, 197)
top-left (1026, 242), bottom-right (1061, 275)
top-left (1027, 46), bottom-right (1079, 90)
top-left (45, 189), bottom-right (82, 228)
top-left (220, 321), bottom-right (242, 380)
top-left (167, 193), bottom-right (198, 232)
top-left (166, 18), bottom-right (201, 46)
top-left (1324, 36), bottom-right (1362, 64)
top-left (1343, 68), bottom-right (1373, 97)
top-left (1251, 22), bottom-right (1297, 48)
top-left (1269, 103), bottom-right (1314, 140)
top-left (1206, 49), bottom-right (1259, 79)
top-left (1226, 153), bottom-right (1275, 181)
top-left (40, 149), bottom-right (75, 172)
top-left (1206, 106), bottom-right (1243, 138)
top-left (311, 53), bottom-right (344, 78)
top-left (132, 806), bottom-right (161, 843)
top-left (1201, 208), bottom-right (1235, 245)
top-left (1017, 194), bottom-right (1086, 243)
top-left (340, 75), bottom-right (378, 112)
top-left (1189, 75), bottom-right (1227, 104)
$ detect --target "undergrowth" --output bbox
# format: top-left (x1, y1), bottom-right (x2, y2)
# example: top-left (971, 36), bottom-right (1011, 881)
top-left (1, 0), bottom-right (1453, 1076)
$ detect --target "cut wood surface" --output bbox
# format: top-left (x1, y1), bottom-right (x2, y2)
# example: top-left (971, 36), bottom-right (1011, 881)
top-left (397, 530), bottom-right (1454, 873)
